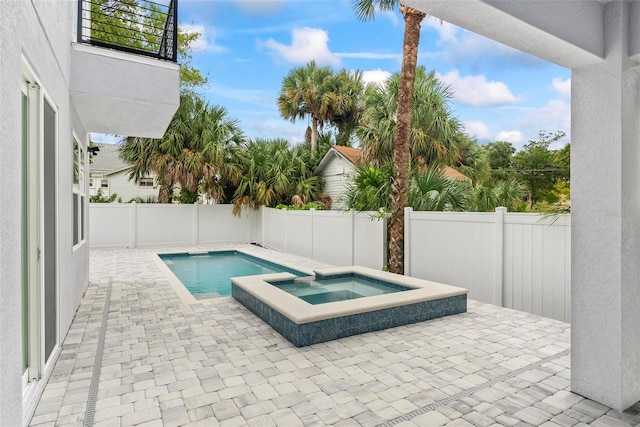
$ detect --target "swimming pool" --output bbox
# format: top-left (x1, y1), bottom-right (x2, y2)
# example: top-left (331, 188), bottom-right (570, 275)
top-left (274, 275), bottom-right (410, 305)
top-left (158, 250), bottom-right (309, 300)
top-left (232, 266), bottom-right (468, 346)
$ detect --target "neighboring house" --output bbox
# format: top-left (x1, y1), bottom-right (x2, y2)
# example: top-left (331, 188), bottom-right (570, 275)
top-left (315, 146), bottom-right (469, 210)
top-left (315, 146), bottom-right (363, 210)
top-left (0, 1), bottom-right (179, 425)
top-left (90, 143), bottom-right (159, 202)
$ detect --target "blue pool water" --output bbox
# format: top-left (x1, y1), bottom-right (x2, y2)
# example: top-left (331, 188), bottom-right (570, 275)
top-left (273, 274), bottom-right (410, 305)
top-left (160, 251), bottom-right (307, 299)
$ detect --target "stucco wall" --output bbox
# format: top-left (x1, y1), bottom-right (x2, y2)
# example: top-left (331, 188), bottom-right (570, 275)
top-left (1, 1), bottom-right (90, 424)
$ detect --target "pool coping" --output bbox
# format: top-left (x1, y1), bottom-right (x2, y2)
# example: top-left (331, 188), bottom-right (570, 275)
top-left (231, 265), bottom-right (468, 324)
top-left (152, 248), bottom-right (316, 305)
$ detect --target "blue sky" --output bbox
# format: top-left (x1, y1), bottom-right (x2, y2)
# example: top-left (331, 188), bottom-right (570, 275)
top-left (116, 0), bottom-right (572, 150)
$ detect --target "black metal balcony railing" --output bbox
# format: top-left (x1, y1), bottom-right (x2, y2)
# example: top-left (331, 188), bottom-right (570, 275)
top-left (77, 0), bottom-right (178, 62)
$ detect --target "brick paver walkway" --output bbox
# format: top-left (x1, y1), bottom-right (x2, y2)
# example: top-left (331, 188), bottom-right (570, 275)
top-left (30, 245), bottom-right (640, 426)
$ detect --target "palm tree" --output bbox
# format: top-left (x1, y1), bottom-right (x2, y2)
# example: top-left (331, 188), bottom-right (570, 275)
top-left (277, 61), bottom-right (334, 153)
top-left (409, 167), bottom-right (470, 212)
top-left (358, 67), bottom-right (462, 166)
top-left (119, 93), bottom-right (244, 203)
top-left (353, 0), bottom-right (427, 274)
top-left (329, 69), bottom-right (366, 146)
top-left (469, 179), bottom-right (526, 212)
top-left (343, 162), bottom-right (393, 212)
top-left (178, 97), bottom-right (244, 201)
top-left (232, 139), bottom-right (323, 214)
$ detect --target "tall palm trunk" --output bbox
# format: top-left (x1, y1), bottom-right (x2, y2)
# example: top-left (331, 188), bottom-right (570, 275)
top-left (158, 179), bottom-right (174, 203)
top-left (389, 5), bottom-right (426, 274)
top-left (311, 116), bottom-right (319, 153)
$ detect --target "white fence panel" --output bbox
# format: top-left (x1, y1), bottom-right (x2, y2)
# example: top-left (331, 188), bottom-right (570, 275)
top-left (90, 204), bottom-right (257, 248)
top-left (407, 211), bottom-right (498, 305)
top-left (197, 205), bottom-right (252, 244)
top-left (283, 211), bottom-right (313, 259)
top-left (136, 204), bottom-right (194, 246)
top-left (353, 213), bottom-right (387, 268)
top-left (503, 214), bottom-right (571, 322)
top-left (406, 208), bottom-right (571, 323)
top-left (259, 208), bottom-right (386, 269)
top-left (89, 204), bottom-right (133, 247)
top-left (262, 208), bottom-right (286, 252)
top-left (313, 211), bottom-right (354, 266)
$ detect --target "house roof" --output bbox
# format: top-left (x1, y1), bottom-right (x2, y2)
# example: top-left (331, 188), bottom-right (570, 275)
top-left (315, 145), bottom-right (363, 174)
top-left (315, 145), bottom-right (470, 181)
top-left (439, 166), bottom-right (471, 181)
top-left (89, 143), bottom-right (129, 175)
top-left (333, 146), bottom-right (363, 165)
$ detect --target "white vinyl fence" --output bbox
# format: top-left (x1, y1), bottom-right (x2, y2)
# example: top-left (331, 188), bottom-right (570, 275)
top-left (90, 203), bottom-right (257, 248)
top-left (89, 204), bottom-right (386, 270)
top-left (405, 207), bottom-right (571, 322)
top-left (259, 208), bottom-right (387, 269)
top-left (90, 203), bottom-right (571, 322)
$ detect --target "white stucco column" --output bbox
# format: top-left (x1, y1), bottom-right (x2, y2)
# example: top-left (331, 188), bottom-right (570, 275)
top-left (571, 1), bottom-right (640, 411)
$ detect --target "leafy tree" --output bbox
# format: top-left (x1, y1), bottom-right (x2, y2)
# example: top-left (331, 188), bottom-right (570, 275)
top-left (90, 189), bottom-right (118, 203)
top-left (513, 131), bottom-right (566, 210)
top-left (354, 0), bottom-right (427, 274)
top-left (485, 140), bottom-right (516, 170)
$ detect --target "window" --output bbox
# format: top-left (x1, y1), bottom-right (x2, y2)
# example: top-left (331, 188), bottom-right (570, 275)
top-left (101, 179), bottom-right (108, 188)
top-left (139, 177), bottom-right (154, 187)
top-left (73, 137), bottom-right (86, 248)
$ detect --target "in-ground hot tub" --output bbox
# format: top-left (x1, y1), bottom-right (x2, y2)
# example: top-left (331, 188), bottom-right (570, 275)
top-left (232, 266), bottom-right (468, 347)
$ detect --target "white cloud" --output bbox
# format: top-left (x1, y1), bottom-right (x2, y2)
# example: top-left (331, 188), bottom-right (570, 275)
top-left (180, 24), bottom-right (227, 53)
top-left (423, 18), bottom-right (458, 43)
top-left (552, 77), bottom-right (571, 99)
top-left (523, 99), bottom-right (571, 148)
top-left (464, 120), bottom-right (492, 140)
top-left (496, 130), bottom-right (523, 144)
top-left (361, 69), bottom-right (392, 87)
top-left (258, 27), bottom-right (340, 66)
top-left (438, 70), bottom-right (518, 107)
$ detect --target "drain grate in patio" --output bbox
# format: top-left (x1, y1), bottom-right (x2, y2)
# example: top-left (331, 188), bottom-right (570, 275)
top-left (377, 349), bottom-right (571, 426)
top-left (83, 278), bottom-right (113, 427)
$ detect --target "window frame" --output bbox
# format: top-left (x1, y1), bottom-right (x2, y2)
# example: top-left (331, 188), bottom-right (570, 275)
top-left (72, 134), bottom-right (87, 251)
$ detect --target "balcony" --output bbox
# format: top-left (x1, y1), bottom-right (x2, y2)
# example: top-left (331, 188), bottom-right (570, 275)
top-left (70, 0), bottom-right (180, 138)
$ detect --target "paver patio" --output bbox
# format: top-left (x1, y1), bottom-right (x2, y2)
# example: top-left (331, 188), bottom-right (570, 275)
top-left (30, 245), bottom-right (640, 426)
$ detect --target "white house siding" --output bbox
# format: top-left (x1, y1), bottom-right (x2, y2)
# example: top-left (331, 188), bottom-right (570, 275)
top-left (319, 155), bottom-right (356, 210)
top-left (106, 170), bottom-right (159, 202)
